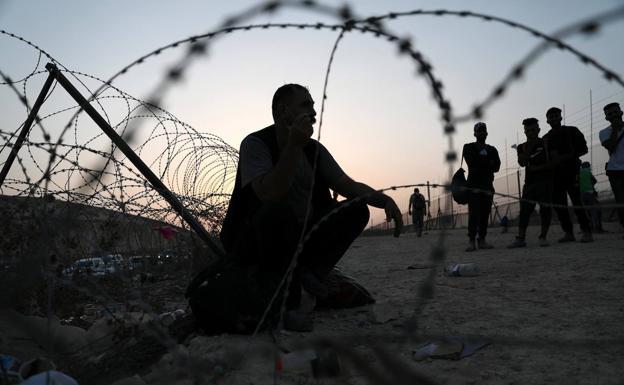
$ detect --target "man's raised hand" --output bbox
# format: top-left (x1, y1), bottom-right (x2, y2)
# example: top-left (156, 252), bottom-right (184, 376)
top-left (287, 113), bottom-right (314, 148)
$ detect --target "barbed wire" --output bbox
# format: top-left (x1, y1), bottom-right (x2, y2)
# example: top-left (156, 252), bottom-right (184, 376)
top-left (357, 6), bottom-right (624, 122)
top-left (0, 68), bottom-right (239, 234)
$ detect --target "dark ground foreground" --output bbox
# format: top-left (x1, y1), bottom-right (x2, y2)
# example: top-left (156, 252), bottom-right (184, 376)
top-left (1, 223), bottom-right (623, 385)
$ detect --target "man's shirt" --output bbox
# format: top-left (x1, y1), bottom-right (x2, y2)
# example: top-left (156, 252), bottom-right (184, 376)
top-left (462, 142), bottom-right (501, 189)
top-left (409, 193), bottom-right (426, 213)
top-left (542, 125), bottom-right (587, 175)
top-left (599, 125), bottom-right (624, 172)
top-left (239, 134), bottom-right (345, 222)
top-left (517, 138), bottom-right (550, 185)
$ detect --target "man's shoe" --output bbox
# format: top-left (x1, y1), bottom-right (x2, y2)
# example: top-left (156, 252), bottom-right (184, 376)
top-left (580, 231), bottom-right (594, 243)
top-left (558, 233), bottom-right (576, 243)
top-left (478, 239), bottom-right (494, 249)
top-left (507, 237), bottom-right (526, 249)
top-left (538, 237), bottom-right (549, 247)
top-left (465, 241), bottom-right (477, 252)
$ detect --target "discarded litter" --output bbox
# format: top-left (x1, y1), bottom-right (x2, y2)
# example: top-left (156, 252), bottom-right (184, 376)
top-left (0, 356), bottom-right (75, 384)
top-left (0, 354), bottom-right (22, 383)
top-left (19, 357), bottom-right (57, 380)
top-left (20, 371), bottom-right (78, 385)
top-left (413, 337), bottom-right (490, 361)
top-left (446, 263), bottom-right (480, 277)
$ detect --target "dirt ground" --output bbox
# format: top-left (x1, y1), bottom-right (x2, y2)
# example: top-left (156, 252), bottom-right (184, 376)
top-left (2, 223), bottom-right (623, 385)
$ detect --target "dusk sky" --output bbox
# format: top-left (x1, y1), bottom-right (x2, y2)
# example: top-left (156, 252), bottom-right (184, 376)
top-left (1, 0), bottom-right (624, 226)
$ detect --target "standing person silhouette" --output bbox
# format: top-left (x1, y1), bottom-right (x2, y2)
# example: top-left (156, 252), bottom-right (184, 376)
top-left (508, 118), bottom-right (553, 248)
top-left (408, 188), bottom-right (427, 237)
top-left (600, 102), bottom-right (624, 237)
top-left (579, 162), bottom-right (604, 233)
top-left (543, 107), bottom-right (593, 243)
top-left (462, 122), bottom-right (501, 252)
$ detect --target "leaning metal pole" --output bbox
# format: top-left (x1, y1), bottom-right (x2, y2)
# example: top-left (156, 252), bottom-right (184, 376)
top-left (45, 63), bottom-right (224, 258)
top-left (0, 71), bottom-right (56, 186)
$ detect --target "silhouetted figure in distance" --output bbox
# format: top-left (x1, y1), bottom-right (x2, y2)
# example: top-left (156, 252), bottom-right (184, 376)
top-left (409, 187), bottom-right (426, 237)
top-left (508, 118), bottom-right (553, 248)
top-left (600, 102), bottom-right (624, 237)
top-left (462, 122), bottom-right (501, 252)
top-left (543, 107), bottom-right (593, 243)
top-left (579, 161), bottom-right (604, 233)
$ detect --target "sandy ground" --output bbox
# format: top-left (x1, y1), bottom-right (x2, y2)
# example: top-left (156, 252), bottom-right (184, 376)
top-left (2, 223), bottom-right (624, 385)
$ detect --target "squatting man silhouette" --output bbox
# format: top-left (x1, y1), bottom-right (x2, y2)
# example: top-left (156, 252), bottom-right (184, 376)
top-left (188, 84), bottom-right (403, 334)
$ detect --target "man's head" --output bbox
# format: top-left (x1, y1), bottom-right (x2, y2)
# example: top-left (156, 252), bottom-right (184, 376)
top-left (522, 117), bottom-right (540, 141)
top-left (546, 107), bottom-right (563, 128)
top-left (414, 188), bottom-right (419, 193)
top-left (581, 161), bottom-right (591, 169)
top-left (474, 122), bottom-right (488, 142)
top-left (604, 102), bottom-right (623, 127)
top-left (272, 84), bottom-right (317, 127)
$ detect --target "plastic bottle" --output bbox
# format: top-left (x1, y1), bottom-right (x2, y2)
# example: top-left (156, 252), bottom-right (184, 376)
top-left (447, 263), bottom-right (480, 277)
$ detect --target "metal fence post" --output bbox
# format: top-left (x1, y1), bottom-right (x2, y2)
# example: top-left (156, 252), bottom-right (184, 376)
top-left (0, 72), bottom-right (56, 187)
top-left (45, 63), bottom-right (224, 259)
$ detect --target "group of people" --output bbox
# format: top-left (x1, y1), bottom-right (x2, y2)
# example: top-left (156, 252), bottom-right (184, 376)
top-left (461, 103), bottom-right (624, 252)
top-left (188, 84), bottom-right (624, 335)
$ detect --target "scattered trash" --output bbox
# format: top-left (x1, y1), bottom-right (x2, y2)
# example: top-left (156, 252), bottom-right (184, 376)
top-left (0, 354), bottom-right (22, 383)
top-left (20, 371), bottom-right (78, 385)
top-left (0, 356), bottom-right (74, 384)
top-left (446, 263), bottom-right (480, 277)
top-left (413, 337), bottom-right (490, 361)
top-left (275, 348), bottom-right (341, 378)
top-left (369, 302), bottom-right (400, 324)
top-left (19, 357), bottom-right (56, 380)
